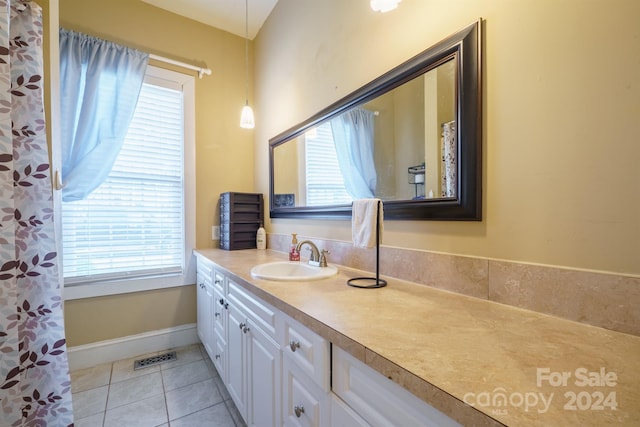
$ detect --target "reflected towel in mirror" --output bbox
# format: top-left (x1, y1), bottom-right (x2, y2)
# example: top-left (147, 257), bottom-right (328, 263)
top-left (352, 199), bottom-right (383, 248)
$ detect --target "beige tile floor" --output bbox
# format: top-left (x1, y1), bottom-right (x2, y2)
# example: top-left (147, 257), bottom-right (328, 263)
top-left (70, 344), bottom-right (247, 427)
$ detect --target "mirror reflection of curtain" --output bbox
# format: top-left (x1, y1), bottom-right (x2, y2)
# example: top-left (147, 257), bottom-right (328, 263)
top-left (330, 108), bottom-right (377, 199)
top-left (441, 120), bottom-right (456, 197)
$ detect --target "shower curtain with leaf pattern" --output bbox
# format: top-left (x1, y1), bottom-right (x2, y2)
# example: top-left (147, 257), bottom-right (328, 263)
top-left (441, 120), bottom-right (457, 198)
top-left (0, 1), bottom-right (74, 425)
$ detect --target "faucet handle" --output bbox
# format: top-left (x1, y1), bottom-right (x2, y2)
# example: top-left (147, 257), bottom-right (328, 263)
top-left (319, 249), bottom-right (330, 267)
top-left (303, 246), bottom-right (316, 260)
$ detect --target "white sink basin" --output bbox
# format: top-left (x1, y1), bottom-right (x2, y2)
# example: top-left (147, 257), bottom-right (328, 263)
top-left (250, 261), bottom-right (338, 281)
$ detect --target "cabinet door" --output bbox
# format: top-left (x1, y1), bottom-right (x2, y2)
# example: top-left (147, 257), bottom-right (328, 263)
top-left (196, 264), bottom-right (214, 360)
top-left (196, 279), bottom-right (209, 350)
top-left (247, 318), bottom-right (281, 427)
top-left (332, 347), bottom-right (461, 427)
top-left (227, 304), bottom-right (248, 420)
top-left (213, 287), bottom-right (227, 338)
top-left (213, 328), bottom-right (227, 383)
top-left (330, 394), bottom-right (370, 427)
top-left (212, 286), bottom-right (228, 381)
top-left (202, 282), bottom-right (215, 359)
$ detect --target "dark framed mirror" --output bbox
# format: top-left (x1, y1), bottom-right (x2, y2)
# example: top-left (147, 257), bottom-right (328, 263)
top-left (269, 20), bottom-right (482, 220)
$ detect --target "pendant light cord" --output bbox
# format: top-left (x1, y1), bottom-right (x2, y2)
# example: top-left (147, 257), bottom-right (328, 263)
top-left (244, 0), bottom-right (249, 104)
top-left (239, 0), bottom-right (254, 128)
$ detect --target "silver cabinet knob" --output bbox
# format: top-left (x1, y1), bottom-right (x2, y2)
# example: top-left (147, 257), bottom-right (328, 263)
top-left (289, 341), bottom-right (300, 352)
top-left (239, 322), bottom-right (246, 330)
top-left (243, 326), bottom-right (250, 334)
top-left (214, 280), bottom-right (221, 285)
top-left (214, 312), bottom-right (220, 318)
top-left (215, 354), bottom-right (220, 360)
top-left (294, 404), bottom-right (305, 418)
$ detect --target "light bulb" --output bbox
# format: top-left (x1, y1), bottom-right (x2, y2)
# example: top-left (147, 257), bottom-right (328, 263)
top-left (240, 103), bottom-right (255, 129)
top-left (370, 0), bottom-right (401, 13)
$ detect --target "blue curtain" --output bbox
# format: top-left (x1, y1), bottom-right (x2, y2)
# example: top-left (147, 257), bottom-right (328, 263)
top-left (330, 108), bottom-right (377, 199)
top-left (59, 29), bottom-right (148, 202)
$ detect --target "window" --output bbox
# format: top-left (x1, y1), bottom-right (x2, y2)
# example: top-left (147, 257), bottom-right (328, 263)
top-left (60, 66), bottom-right (195, 299)
top-left (304, 122), bottom-right (352, 206)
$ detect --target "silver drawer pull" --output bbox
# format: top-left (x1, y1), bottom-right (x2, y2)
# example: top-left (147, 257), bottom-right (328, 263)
top-left (289, 341), bottom-right (300, 352)
top-left (294, 404), bottom-right (305, 418)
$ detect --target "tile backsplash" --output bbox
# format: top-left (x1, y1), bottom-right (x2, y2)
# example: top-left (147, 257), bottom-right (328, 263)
top-left (267, 233), bottom-right (640, 337)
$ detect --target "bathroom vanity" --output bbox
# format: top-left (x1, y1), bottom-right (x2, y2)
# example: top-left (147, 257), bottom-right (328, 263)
top-left (195, 249), bottom-right (640, 426)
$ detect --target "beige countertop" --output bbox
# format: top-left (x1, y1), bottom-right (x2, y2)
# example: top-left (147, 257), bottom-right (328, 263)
top-left (194, 248), bottom-right (640, 427)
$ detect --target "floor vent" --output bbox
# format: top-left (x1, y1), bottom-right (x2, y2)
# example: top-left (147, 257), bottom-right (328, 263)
top-left (133, 351), bottom-right (177, 370)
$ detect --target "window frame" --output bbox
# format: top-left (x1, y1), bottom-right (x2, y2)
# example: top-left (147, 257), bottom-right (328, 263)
top-left (57, 65), bottom-right (196, 300)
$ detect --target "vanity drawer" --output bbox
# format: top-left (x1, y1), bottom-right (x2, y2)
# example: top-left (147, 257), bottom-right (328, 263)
top-left (332, 347), bottom-right (461, 427)
top-left (196, 256), bottom-right (213, 284)
top-left (282, 356), bottom-right (330, 427)
top-left (227, 279), bottom-right (279, 341)
top-left (213, 269), bottom-right (225, 294)
top-left (281, 314), bottom-right (329, 392)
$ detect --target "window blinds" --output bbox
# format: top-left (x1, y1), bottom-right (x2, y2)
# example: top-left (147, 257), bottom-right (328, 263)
top-left (305, 122), bottom-right (353, 206)
top-left (62, 81), bottom-right (185, 284)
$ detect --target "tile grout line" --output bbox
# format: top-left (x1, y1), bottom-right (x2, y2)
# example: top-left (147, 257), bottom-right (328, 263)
top-left (160, 363), bottom-right (170, 426)
top-left (102, 361), bottom-right (113, 427)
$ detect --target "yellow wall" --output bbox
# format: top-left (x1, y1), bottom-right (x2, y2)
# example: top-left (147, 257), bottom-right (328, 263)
top-left (64, 286), bottom-right (197, 344)
top-left (254, 0), bottom-right (640, 276)
top-left (59, 0), bottom-right (254, 345)
top-left (59, 0), bottom-right (640, 346)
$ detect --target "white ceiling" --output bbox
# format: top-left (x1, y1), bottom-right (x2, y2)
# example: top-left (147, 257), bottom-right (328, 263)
top-left (140, 0), bottom-right (279, 40)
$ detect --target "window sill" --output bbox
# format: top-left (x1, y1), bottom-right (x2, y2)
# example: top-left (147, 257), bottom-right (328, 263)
top-left (63, 264), bottom-right (196, 300)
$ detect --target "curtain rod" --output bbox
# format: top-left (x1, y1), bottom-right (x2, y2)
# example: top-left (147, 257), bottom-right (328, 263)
top-left (149, 54), bottom-right (212, 79)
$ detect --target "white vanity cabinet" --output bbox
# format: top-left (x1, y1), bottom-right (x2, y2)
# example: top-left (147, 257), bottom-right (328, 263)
top-left (332, 347), bottom-right (461, 427)
top-left (195, 257), bottom-right (215, 361)
top-left (225, 277), bottom-right (282, 427)
top-left (195, 254), bottom-right (458, 427)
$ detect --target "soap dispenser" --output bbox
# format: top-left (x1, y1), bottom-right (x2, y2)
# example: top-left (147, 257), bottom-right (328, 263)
top-left (289, 233), bottom-right (300, 261)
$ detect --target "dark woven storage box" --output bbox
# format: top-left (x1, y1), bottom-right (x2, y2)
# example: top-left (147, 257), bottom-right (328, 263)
top-left (219, 192), bottom-right (264, 250)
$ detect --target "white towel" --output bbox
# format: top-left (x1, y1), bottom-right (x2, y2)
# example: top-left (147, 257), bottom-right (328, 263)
top-left (352, 199), bottom-right (383, 248)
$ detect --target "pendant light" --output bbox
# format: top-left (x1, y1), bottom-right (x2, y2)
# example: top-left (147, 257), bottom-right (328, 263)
top-left (240, 0), bottom-right (255, 129)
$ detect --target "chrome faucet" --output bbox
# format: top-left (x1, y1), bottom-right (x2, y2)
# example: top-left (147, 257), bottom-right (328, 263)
top-left (296, 240), bottom-right (329, 267)
top-left (296, 240), bottom-right (319, 264)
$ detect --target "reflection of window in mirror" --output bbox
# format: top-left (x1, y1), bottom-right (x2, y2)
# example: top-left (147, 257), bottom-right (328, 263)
top-left (304, 123), bottom-right (352, 206)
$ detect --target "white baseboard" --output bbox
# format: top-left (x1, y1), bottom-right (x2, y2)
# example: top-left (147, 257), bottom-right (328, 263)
top-left (67, 323), bottom-right (199, 371)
